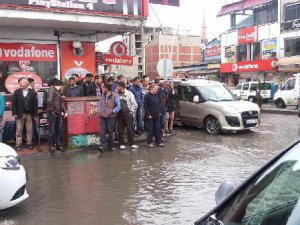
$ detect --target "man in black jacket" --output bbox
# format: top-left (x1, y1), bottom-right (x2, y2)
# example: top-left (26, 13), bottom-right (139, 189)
top-left (143, 84), bottom-right (164, 148)
top-left (63, 77), bottom-right (84, 97)
top-left (83, 73), bottom-right (96, 96)
top-left (12, 77), bottom-right (38, 151)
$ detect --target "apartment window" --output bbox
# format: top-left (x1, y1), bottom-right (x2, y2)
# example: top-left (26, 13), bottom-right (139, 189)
top-left (252, 42), bottom-right (261, 60)
top-left (285, 38), bottom-right (300, 57)
top-left (237, 44), bottom-right (248, 62)
top-left (253, 3), bottom-right (278, 25)
top-left (284, 3), bottom-right (300, 22)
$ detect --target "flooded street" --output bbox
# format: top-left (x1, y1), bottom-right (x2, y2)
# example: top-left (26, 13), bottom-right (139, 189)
top-left (1, 113), bottom-right (300, 225)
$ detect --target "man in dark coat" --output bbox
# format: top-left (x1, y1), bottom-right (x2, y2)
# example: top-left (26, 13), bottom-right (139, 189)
top-left (63, 77), bottom-right (84, 97)
top-left (83, 73), bottom-right (96, 96)
top-left (12, 77), bottom-right (38, 151)
top-left (144, 84), bottom-right (164, 148)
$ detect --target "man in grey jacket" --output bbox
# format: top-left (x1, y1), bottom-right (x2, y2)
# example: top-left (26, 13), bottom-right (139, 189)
top-left (116, 82), bottom-right (138, 150)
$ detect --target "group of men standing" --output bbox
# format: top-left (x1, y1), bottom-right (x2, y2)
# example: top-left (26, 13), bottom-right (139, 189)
top-left (8, 73), bottom-right (176, 153)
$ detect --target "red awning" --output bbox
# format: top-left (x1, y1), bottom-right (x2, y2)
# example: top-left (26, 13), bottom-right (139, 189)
top-left (242, 0), bottom-right (273, 10)
top-left (217, 1), bottom-right (246, 17)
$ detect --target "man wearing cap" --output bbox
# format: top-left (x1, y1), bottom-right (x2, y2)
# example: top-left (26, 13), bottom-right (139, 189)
top-left (98, 83), bottom-right (121, 151)
top-left (116, 81), bottom-right (138, 150)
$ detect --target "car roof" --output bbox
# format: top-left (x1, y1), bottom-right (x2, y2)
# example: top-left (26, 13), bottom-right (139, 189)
top-left (174, 79), bottom-right (221, 87)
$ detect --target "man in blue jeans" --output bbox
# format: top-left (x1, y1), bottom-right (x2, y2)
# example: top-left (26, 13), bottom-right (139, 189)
top-left (128, 77), bottom-right (143, 135)
top-left (98, 83), bottom-right (121, 151)
top-left (0, 93), bottom-right (5, 142)
top-left (157, 81), bottom-right (168, 140)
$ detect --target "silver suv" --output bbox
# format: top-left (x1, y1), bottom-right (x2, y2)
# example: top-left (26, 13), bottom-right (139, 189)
top-left (173, 79), bottom-right (261, 134)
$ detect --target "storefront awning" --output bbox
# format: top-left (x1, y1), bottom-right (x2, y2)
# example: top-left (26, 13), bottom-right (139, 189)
top-left (242, 0), bottom-right (273, 10)
top-left (217, 1), bottom-right (246, 17)
top-left (276, 57), bottom-right (300, 66)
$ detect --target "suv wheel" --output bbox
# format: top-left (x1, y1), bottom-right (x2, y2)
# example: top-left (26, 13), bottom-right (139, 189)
top-left (205, 117), bottom-right (221, 134)
top-left (275, 99), bottom-right (286, 108)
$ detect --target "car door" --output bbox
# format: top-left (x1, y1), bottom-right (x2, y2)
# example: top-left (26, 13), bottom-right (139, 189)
top-left (241, 83), bottom-right (250, 100)
top-left (281, 78), bottom-right (296, 105)
top-left (195, 141), bottom-right (300, 225)
top-left (178, 85), bottom-right (203, 126)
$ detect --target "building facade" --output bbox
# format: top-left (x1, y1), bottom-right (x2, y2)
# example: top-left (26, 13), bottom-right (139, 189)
top-left (218, 0), bottom-right (280, 87)
top-left (145, 34), bottom-right (202, 79)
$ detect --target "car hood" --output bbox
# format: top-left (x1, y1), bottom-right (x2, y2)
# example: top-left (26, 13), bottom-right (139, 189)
top-left (0, 143), bottom-right (18, 157)
top-left (210, 100), bottom-right (260, 113)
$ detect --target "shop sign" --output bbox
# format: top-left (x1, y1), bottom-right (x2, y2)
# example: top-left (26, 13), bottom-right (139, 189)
top-left (0, 0), bottom-right (145, 16)
top-left (238, 26), bottom-right (257, 45)
top-left (204, 46), bottom-right (221, 57)
top-left (281, 19), bottom-right (300, 32)
top-left (224, 46), bottom-right (236, 63)
top-left (220, 60), bottom-right (277, 73)
top-left (97, 42), bottom-right (133, 66)
top-left (5, 71), bottom-right (43, 94)
top-left (207, 64), bottom-right (220, 69)
top-left (262, 38), bottom-right (277, 60)
top-left (60, 41), bottom-right (95, 80)
top-left (0, 43), bottom-right (57, 61)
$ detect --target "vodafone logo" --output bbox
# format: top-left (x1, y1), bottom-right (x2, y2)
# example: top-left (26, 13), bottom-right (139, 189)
top-left (271, 61), bottom-right (277, 68)
top-left (232, 63), bottom-right (238, 72)
top-left (110, 42), bottom-right (127, 57)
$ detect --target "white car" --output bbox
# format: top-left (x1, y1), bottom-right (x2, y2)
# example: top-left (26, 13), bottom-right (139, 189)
top-left (0, 143), bottom-right (29, 210)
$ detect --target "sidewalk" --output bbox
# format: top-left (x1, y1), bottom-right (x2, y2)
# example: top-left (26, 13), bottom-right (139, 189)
top-left (18, 132), bottom-right (176, 158)
top-left (260, 102), bottom-right (298, 115)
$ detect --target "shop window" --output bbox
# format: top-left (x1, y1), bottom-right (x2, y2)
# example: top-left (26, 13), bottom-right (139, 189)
top-left (237, 44), bottom-right (248, 62)
top-left (252, 42), bottom-right (261, 61)
top-left (285, 38), bottom-right (300, 57)
top-left (284, 3), bottom-right (300, 22)
top-left (0, 61), bottom-right (57, 94)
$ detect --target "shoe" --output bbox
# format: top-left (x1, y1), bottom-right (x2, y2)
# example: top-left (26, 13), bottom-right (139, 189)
top-left (109, 147), bottom-right (117, 151)
top-left (161, 138), bottom-right (167, 143)
top-left (136, 132), bottom-right (142, 136)
top-left (27, 144), bottom-right (34, 150)
top-left (15, 146), bottom-right (21, 151)
top-left (130, 145), bottom-right (139, 149)
top-left (157, 143), bottom-right (165, 147)
top-left (56, 145), bottom-right (66, 152)
top-left (120, 145), bottom-right (126, 150)
top-left (148, 143), bottom-right (155, 148)
top-left (49, 146), bottom-right (56, 153)
top-left (97, 146), bottom-right (104, 151)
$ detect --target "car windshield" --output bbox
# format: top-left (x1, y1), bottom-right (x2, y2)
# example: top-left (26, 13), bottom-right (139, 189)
top-left (214, 142), bottom-right (300, 225)
top-left (197, 85), bottom-right (235, 102)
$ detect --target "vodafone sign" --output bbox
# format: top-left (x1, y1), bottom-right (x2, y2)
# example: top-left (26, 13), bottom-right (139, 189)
top-left (220, 60), bottom-right (277, 73)
top-left (0, 43), bottom-right (57, 61)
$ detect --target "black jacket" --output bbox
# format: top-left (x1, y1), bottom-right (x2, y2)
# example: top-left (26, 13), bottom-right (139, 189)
top-left (83, 82), bottom-right (96, 96)
top-left (63, 85), bottom-right (84, 97)
top-left (12, 88), bottom-right (38, 118)
top-left (143, 92), bottom-right (160, 119)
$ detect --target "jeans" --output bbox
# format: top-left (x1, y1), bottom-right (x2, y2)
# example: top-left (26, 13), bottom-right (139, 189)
top-left (0, 116), bottom-right (3, 142)
top-left (146, 118), bottom-right (161, 145)
top-left (100, 117), bottom-right (116, 148)
top-left (160, 108), bottom-right (166, 131)
top-left (48, 112), bottom-right (62, 147)
top-left (118, 111), bottom-right (134, 146)
top-left (16, 113), bottom-right (33, 146)
top-left (135, 106), bottom-right (143, 133)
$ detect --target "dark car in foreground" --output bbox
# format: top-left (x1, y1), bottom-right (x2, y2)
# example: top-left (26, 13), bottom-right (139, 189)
top-left (195, 139), bottom-right (300, 225)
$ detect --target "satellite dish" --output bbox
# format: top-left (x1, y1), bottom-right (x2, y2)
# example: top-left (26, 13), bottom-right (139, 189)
top-left (157, 59), bottom-right (174, 79)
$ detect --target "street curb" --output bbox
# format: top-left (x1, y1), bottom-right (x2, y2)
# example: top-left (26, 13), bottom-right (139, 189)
top-left (19, 132), bottom-right (176, 159)
top-left (261, 108), bottom-right (297, 115)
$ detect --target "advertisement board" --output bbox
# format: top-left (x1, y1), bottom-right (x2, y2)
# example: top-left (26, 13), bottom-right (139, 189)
top-left (262, 38), bottom-right (277, 60)
top-left (0, 0), bottom-right (145, 16)
top-left (220, 60), bottom-right (277, 73)
top-left (149, 0), bottom-right (179, 6)
top-left (238, 26), bottom-right (257, 45)
top-left (60, 41), bottom-right (95, 80)
top-left (224, 46), bottom-right (236, 63)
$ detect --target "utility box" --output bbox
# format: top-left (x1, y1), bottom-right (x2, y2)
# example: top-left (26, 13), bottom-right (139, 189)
top-left (64, 97), bottom-right (100, 148)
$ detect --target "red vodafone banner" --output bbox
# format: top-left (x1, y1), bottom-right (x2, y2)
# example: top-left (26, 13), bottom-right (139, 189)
top-left (204, 46), bottom-right (221, 57)
top-left (238, 26), bottom-right (257, 45)
top-left (5, 71), bottom-right (43, 94)
top-left (220, 60), bottom-right (277, 73)
top-left (0, 43), bottom-right (57, 61)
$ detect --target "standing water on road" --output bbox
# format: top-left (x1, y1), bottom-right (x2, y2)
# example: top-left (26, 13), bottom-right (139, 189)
top-left (1, 114), bottom-right (300, 225)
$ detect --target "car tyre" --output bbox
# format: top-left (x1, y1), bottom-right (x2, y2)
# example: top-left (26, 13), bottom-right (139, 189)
top-left (275, 99), bottom-right (286, 108)
top-left (204, 116), bottom-right (221, 135)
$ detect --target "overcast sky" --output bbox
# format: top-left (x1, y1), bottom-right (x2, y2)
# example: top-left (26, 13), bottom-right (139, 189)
top-left (98, 1), bottom-right (229, 51)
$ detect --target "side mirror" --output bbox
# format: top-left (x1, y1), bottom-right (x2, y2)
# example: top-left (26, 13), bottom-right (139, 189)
top-left (193, 95), bottom-right (200, 103)
top-left (215, 181), bottom-right (235, 205)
